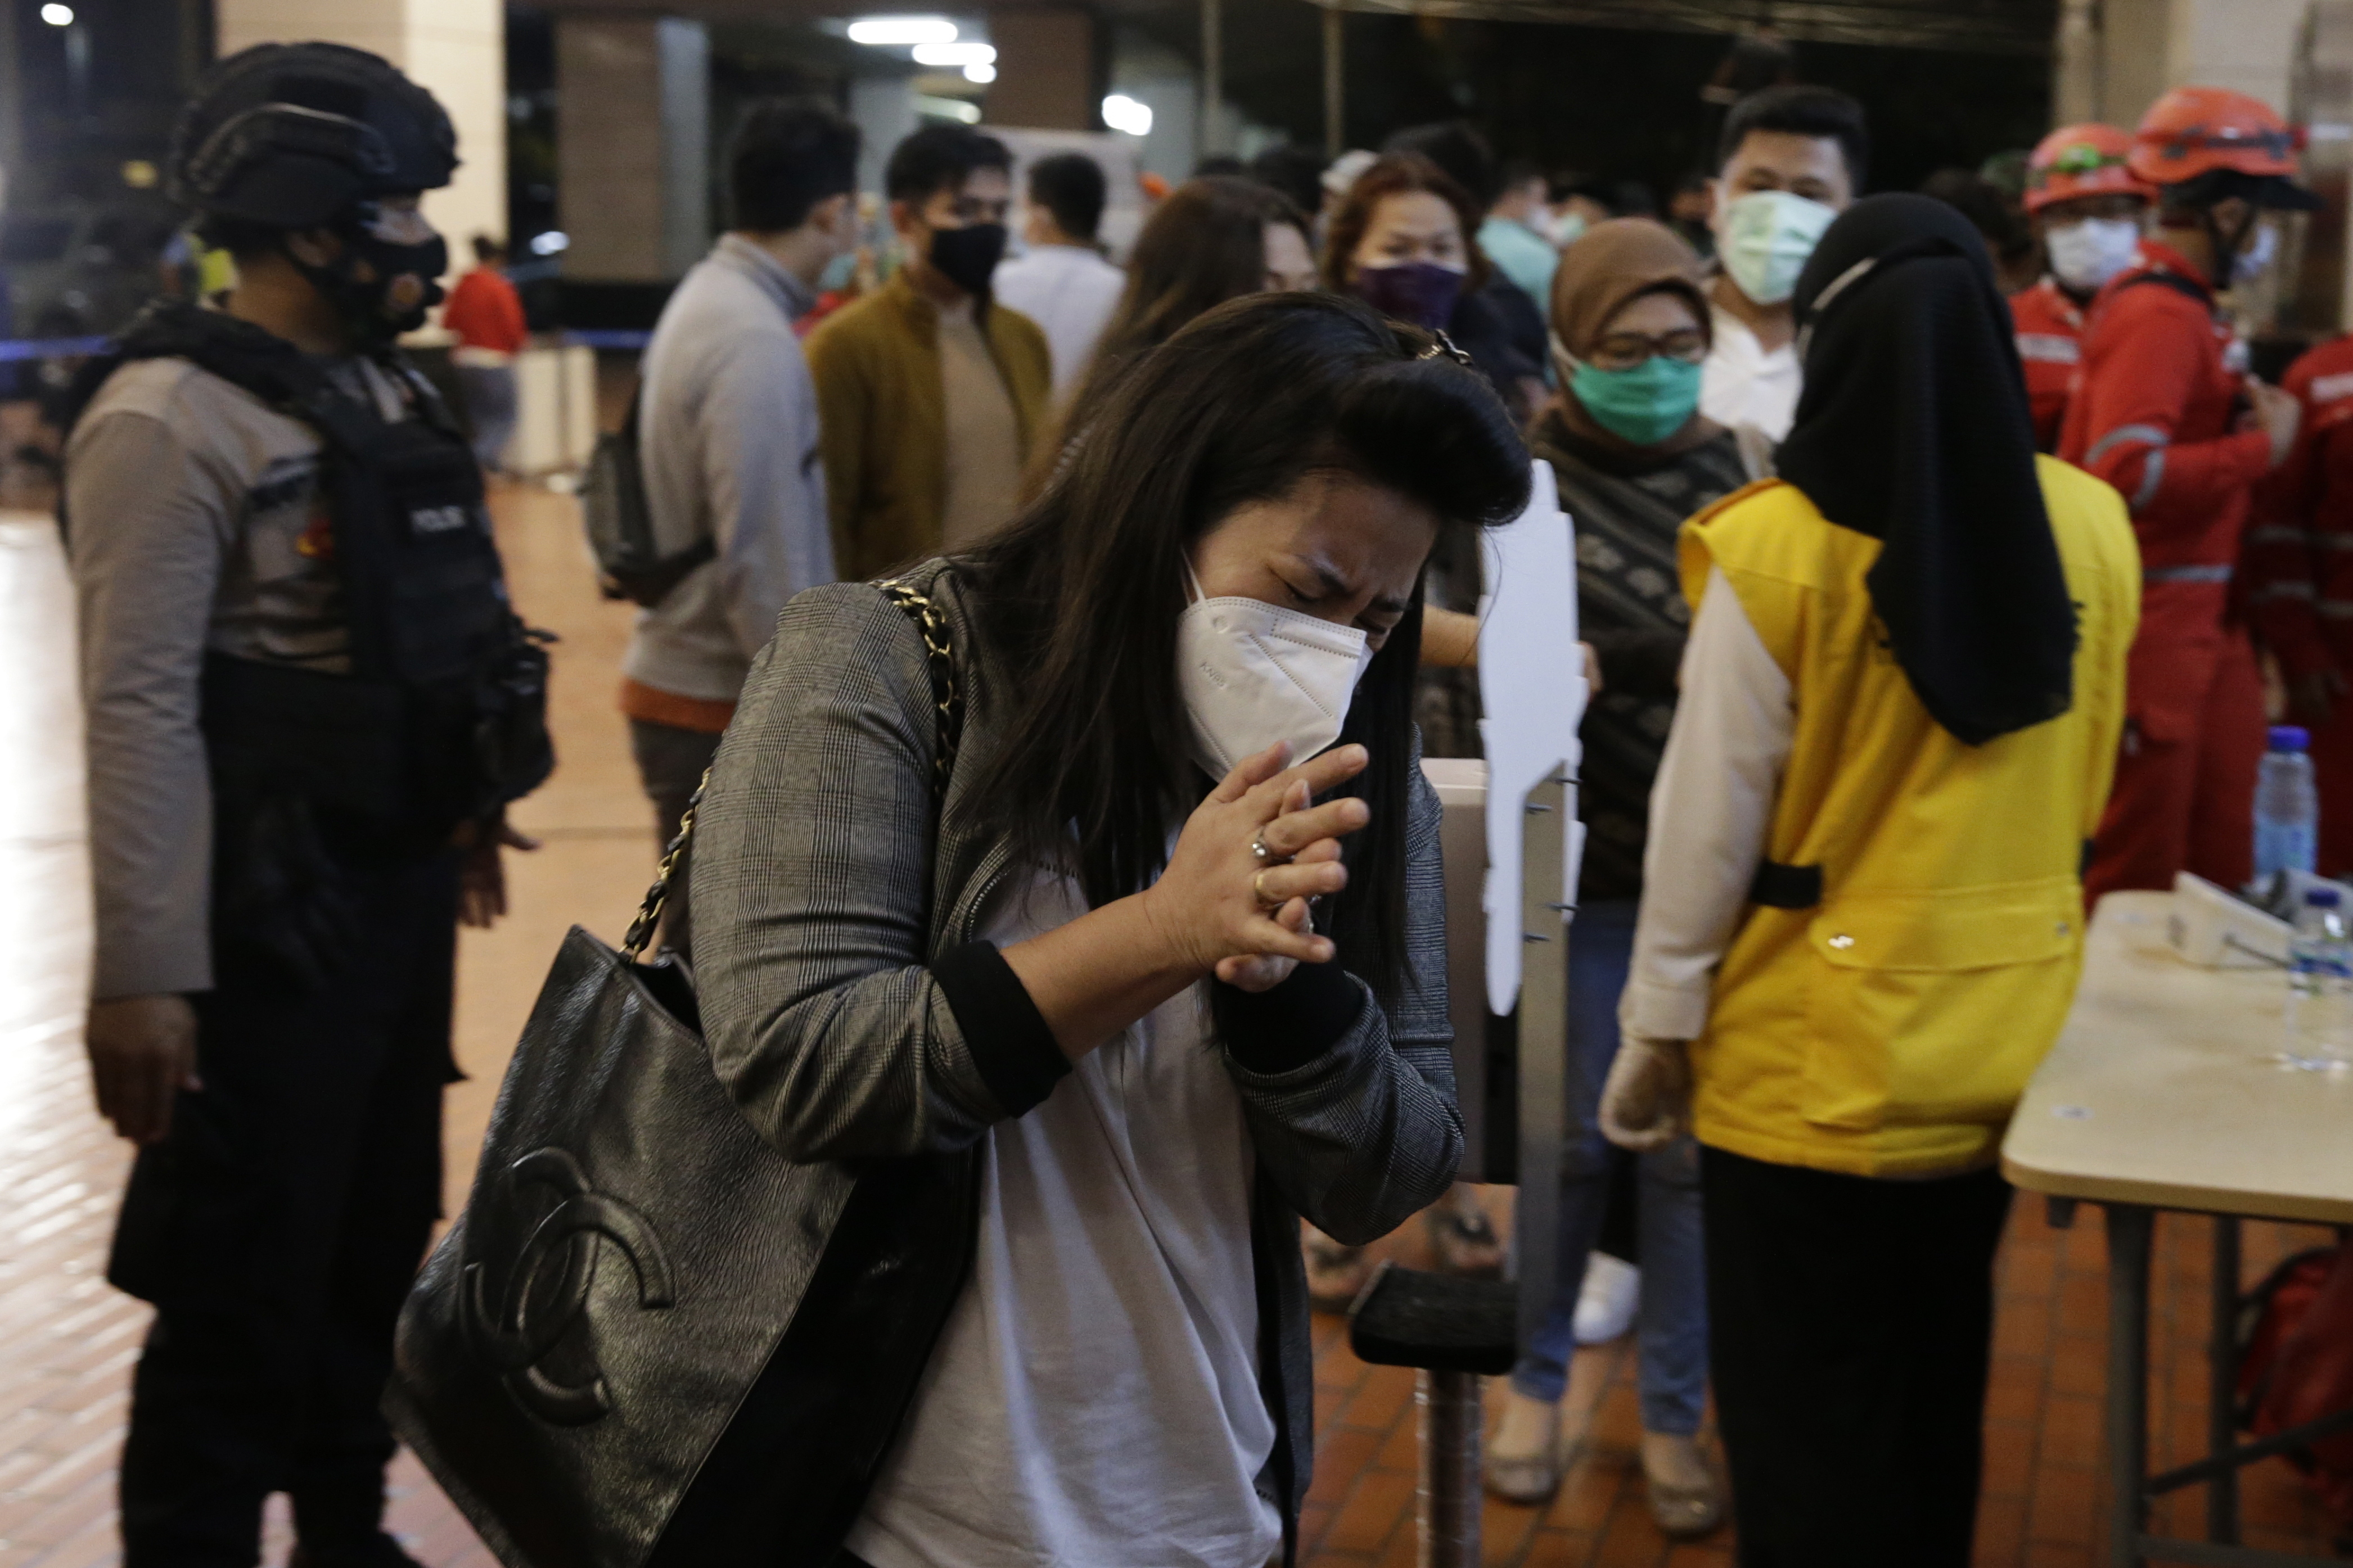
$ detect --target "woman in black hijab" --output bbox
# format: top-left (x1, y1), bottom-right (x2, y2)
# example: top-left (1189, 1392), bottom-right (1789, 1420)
top-left (1595, 193), bottom-right (2140, 1566)
top-left (1775, 192), bottom-right (2078, 745)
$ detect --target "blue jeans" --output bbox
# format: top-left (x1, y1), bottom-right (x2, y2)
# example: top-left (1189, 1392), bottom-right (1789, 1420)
top-left (1509, 900), bottom-right (1708, 1435)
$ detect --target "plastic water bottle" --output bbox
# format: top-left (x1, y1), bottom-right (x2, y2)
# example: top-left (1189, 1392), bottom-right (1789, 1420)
top-left (2255, 725), bottom-right (2320, 883)
top-left (2285, 885), bottom-right (2353, 1069)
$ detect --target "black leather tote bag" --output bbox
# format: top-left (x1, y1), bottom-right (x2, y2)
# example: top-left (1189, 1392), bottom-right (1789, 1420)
top-left (388, 583), bottom-right (974, 1568)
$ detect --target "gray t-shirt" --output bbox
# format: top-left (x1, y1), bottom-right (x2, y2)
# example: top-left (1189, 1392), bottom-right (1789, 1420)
top-left (845, 866), bottom-right (1285, 1568)
top-left (66, 350), bottom-right (407, 997)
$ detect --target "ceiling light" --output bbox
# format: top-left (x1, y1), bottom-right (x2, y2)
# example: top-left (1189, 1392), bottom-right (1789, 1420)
top-left (40, 3), bottom-right (74, 24)
top-left (1102, 94), bottom-right (1153, 137)
top-left (916, 94), bottom-right (982, 125)
top-left (848, 16), bottom-right (957, 46)
top-left (530, 230), bottom-right (569, 255)
top-left (912, 41), bottom-right (994, 67)
top-left (964, 62), bottom-right (996, 83)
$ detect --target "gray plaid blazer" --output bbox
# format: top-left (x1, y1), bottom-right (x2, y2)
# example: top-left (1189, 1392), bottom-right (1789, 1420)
top-left (692, 557), bottom-right (1463, 1559)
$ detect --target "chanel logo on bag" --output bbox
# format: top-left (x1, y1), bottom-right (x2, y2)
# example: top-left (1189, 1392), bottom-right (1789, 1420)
top-left (463, 1147), bottom-right (677, 1425)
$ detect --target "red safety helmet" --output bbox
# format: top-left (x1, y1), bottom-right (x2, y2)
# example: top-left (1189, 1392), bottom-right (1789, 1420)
top-left (2025, 123), bottom-right (2154, 212)
top-left (2130, 86), bottom-right (2303, 187)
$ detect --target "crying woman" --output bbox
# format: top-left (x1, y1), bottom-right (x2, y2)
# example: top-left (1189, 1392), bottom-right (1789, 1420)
top-left (686, 291), bottom-right (1530, 1568)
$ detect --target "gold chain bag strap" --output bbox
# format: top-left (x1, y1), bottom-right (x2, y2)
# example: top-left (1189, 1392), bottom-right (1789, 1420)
top-left (621, 577), bottom-right (962, 960)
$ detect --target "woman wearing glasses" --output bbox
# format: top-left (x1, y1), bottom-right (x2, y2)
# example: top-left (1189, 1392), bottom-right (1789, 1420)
top-left (1482, 219), bottom-right (1751, 1535)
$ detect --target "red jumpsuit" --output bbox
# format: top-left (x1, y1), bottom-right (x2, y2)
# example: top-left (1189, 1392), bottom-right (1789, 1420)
top-left (2251, 337), bottom-right (2353, 872)
top-left (2059, 240), bottom-right (2274, 900)
top-left (2011, 277), bottom-right (2086, 453)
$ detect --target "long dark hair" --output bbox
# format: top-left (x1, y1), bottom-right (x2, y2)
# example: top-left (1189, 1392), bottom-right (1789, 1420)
top-left (962, 292), bottom-right (1530, 1000)
top-left (1060, 177), bottom-right (1308, 419)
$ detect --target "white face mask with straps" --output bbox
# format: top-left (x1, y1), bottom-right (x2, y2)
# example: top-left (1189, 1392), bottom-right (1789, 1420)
top-left (1176, 561), bottom-right (1373, 779)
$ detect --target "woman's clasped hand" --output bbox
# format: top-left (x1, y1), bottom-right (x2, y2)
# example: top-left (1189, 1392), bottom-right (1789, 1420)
top-left (1143, 740), bottom-right (1373, 993)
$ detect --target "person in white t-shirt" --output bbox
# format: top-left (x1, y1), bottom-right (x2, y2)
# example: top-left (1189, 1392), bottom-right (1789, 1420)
top-left (1700, 85), bottom-right (1867, 441)
top-left (991, 151), bottom-right (1126, 398)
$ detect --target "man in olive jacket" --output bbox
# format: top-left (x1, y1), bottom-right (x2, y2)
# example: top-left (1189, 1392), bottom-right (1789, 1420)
top-left (809, 125), bottom-right (1054, 580)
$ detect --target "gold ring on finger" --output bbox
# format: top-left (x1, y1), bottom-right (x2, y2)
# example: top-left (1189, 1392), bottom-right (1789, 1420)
top-left (1252, 870), bottom-right (1286, 910)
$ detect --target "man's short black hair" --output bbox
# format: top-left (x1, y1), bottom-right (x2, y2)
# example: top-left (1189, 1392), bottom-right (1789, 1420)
top-left (1383, 121), bottom-right (1496, 206)
top-left (1246, 145), bottom-right (1326, 219)
top-left (1027, 151), bottom-right (1107, 242)
top-left (1717, 83), bottom-right (1870, 193)
top-left (1494, 157), bottom-right (1545, 196)
top-left (886, 123), bottom-right (1013, 205)
top-left (729, 99), bottom-right (859, 233)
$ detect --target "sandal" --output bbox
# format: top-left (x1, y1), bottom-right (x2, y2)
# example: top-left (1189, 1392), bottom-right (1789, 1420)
top-left (1426, 1203), bottom-right (1504, 1277)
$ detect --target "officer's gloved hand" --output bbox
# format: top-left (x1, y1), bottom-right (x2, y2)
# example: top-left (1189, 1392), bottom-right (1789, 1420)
top-left (1598, 1037), bottom-right (1692, 1152)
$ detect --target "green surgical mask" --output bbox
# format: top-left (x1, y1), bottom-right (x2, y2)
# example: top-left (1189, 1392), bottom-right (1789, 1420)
top-left (1567, 353), bottom-right (1704, 446)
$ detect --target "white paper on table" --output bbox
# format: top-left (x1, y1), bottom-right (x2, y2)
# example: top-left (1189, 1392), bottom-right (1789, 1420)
top-left (1477, 459), bottom-right (1585, 1016)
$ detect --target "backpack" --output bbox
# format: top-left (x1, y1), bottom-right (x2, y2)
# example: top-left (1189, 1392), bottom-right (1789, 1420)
top-left (2238, 1240), bottom-right (2353, 1529)
top-left (579, 378), bottom-right (716, 607)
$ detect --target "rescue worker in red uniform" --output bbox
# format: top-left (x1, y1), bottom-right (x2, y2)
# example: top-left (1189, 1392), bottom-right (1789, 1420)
top-left (2252, 336), bottom-right (2353, 872)
top-left (2011, 124), bottom-right (2153, 451)
top-left (2059, 86), bottom-right (2311, 902)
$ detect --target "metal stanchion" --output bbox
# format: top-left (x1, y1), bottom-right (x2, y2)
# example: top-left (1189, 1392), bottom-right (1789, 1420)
top-left (1417, 1370), bottom-right (1482, 1568)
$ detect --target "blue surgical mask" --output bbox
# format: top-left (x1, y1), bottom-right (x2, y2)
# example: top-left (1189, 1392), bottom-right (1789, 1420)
top-left (818, 248), bottom-right (857, 293)
top-left (1718, 188), bottom-right (1837, 307)
top-left (1555, 332), bottom-right (1703, 446)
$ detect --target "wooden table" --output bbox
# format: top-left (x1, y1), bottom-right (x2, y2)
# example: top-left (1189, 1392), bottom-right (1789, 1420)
top-left (2004, 890), bottom-right (2353, 1567)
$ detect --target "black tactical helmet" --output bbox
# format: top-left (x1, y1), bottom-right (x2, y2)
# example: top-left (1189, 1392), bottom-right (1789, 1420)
top-left (169, 42), bottom-right (458, 229)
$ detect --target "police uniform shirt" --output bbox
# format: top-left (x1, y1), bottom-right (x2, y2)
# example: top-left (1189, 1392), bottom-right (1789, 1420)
top-left (66, 350), bottom-right (411, 1001)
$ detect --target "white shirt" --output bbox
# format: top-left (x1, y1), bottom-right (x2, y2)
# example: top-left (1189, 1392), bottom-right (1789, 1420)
top-left (846, 869), bottom-right (1284, 1568)
top-left (1620, 566), bottom-right (1795, 1044)
top-left (991, 243), bottom-right (1127, 396)
top-left (1700, 304), bottom-right (1802, 443)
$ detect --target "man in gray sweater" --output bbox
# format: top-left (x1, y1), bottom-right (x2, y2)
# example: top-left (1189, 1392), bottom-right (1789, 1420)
top-left (620, 100), bottom-right (859, 954)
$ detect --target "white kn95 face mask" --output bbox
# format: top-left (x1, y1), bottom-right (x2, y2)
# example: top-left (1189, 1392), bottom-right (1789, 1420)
top-left (1176, 564), bottom-right (1374, 779)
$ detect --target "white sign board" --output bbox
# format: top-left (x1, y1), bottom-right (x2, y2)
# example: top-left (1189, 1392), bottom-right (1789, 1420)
top-left (1477, 459), bottom-right (1586, 1014)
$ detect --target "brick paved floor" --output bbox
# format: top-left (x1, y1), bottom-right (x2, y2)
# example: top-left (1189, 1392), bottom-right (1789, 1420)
top-left (4, 499), bottom-right (2345, 1567)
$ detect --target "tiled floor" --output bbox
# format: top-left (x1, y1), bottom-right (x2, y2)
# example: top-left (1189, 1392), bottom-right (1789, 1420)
top-left (2, 487), bottom-right (2346, 1567)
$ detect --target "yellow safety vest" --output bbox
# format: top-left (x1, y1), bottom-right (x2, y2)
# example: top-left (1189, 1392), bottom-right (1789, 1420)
top-left (1680, 457), bottom-right (2140, 1178)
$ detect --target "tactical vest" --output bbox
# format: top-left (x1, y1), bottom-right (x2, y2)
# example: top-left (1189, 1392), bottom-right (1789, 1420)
top-left (66, 301), bottom-right (555, 849)
top-left (1674, 458), bottom-right (2140, 1179)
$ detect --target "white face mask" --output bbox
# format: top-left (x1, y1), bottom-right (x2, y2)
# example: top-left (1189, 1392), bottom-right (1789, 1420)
top-left (1717, 188), bottom-right (1838, 307)
top-left (1547, 207), bottom-right (1588, 249)
top-left (2045, 216), bottom-right (2141, 295)
top-left (2231, 221), bottom-right (2280, 286)
top-left (1176, 564), bottom-right (1373, 779)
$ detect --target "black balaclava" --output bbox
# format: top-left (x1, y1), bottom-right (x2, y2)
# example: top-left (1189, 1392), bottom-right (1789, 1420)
top-left (1774, 192), bottom-right (2076, 746)
top-left (290, 199), bottom-right (448, 347)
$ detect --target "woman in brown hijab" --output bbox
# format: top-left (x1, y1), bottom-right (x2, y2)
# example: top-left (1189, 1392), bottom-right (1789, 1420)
top-left (1482, 219), bottom-right (1755, 1535)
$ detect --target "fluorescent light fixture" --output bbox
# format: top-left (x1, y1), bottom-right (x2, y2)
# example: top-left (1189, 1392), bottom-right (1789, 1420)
top-left (912, 41), bottom-right (994, 66)
top-left (914, 94), bottom-right (982, 124)
top-left (1102, 94), bottom-right (1153, 137)
top-left (964, 62), bottom-right (996, 83)
top-left (40, 3), bottom-right (74, 24)
top-left (530, 230), bottom-right (569, 255)
top-left (848, 16), bottom-right (957, 46)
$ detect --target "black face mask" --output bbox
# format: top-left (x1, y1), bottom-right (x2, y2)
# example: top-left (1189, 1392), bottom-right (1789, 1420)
top-left (928, 223), bottom-right (1007, 301)
top-left (289, 214), bottom-right (449, 349)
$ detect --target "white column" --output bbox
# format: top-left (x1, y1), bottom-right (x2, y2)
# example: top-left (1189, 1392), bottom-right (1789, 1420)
top-left (215, 0), bottom-right (506, 252)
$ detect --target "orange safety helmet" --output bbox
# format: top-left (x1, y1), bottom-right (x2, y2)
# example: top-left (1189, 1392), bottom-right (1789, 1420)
top-left (2129, 86), bottom-right (2304, 187)
top-left (2025, 123), bottom-right (2154, 212)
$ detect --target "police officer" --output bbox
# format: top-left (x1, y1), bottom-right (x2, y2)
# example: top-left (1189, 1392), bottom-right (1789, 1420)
top-left (64, 43), bottom-right (549, 1567)
top-left (2059, 87), bottom-right (2313, 902)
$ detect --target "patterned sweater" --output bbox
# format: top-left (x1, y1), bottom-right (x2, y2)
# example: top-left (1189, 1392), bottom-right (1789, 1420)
top-left (1530, 413), bottom-right (1750, 903)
